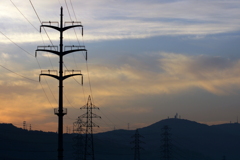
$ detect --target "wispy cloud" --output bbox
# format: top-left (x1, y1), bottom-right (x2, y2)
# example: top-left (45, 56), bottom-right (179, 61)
top-left (1, 44), bottom-right (240, 131)
top-left (1, 0), bottom-right (240, 43)
top-left (86, 52), bottom-right (240, 97)
top-left (1, 0), bottom-right (240, 131)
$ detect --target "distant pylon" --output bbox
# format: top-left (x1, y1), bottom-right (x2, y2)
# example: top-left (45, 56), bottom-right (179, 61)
top-left (23, 121), bottom-right (26, 130)
top-left (131, 129), bottom-right (144, 160)
top-left (73, 117), bottom-right (85, 160)
top-left (160, 125), bottom-right (171, 160)
top-left (79, 95), bottom-right (101, 160)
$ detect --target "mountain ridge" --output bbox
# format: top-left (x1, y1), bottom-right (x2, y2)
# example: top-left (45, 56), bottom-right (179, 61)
top-left (0, 118), bottom-right (239, 160)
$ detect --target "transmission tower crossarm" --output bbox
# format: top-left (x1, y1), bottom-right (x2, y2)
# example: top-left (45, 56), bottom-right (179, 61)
top-left (80, 113), bottom-right (101, 118)
top-left (80, 121), bottom-right (99, 128)
top-left (79, 113), bottom-right (101, 119)
top-left (36, 48), bottom-right (87, 59)
top-left (63, 49), bottom-right (87, 56)
top-left (39, 73), bottom-right (59, 81)
top-left (80, 105), bottom-right (99, 110)
top-left (91, 113), bottom-right (101, 118)
top-left (35, 49), bottom-right (60, 56)
top-left (39, 73), bottom-right (83, 83)
top-left (62, 24), bottom-right (83, 32)
top-left (40, 24), bottom-right (83, 33)
top-left (62, 73), bottom-right (83, 82)
top-left (40, 25), bottom-right (61, 32)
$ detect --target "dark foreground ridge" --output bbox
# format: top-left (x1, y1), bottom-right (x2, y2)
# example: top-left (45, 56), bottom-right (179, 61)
top-left (0, 119), bottom-right (240, 160)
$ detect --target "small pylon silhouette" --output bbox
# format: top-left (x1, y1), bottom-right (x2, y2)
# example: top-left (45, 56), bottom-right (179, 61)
top-left (80, 95), bottom-right (101, 160)
top-left (131, 129), bottom-right (144, 160)
top-left (160, 125), bottom-right (171, 160)
top-left (72, 117), bottom-right (85, 160)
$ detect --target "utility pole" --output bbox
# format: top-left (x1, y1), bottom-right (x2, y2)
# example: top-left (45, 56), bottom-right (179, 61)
top-left (131, 129), bottom-right (144, 160)
top-left (35, 7), bottom-right (87, 160)
top-left (160, 125), bottom-right (171, 160)
top-left (80, 95), bottom-right (101, 160)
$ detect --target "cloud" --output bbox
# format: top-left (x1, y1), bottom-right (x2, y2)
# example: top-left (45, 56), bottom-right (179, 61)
top-left (1, 48), bottom-right (240, 131)
top-left (1, 0), bottom-right (240, 43)
top-left (1, 0), bottom-right (240, 132)
top-left (84, 52), bottom-right (240, 98)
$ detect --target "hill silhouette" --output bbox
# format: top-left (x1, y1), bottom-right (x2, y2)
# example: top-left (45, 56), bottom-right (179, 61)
top-left (0, 118), bottom-right (240, 160)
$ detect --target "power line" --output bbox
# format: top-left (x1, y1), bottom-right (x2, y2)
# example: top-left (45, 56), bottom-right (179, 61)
top-left (39, 81), bottom-right (55, 109)
top-left (7, 0), bottom-right (98, 135)
top-left (0, 56), bottom-right (55, 110)
top-left (70, 0), bottom-right (78, 22)
top-left (65, 0), bottom-right (72, 21)
top-left (10, 0), bottom-right (38, 32)
top-left (35, 7), bottom-right (86, 160)
top-left (29, 1), bottom-right (87, 124)
top-left (10, 0), bottom-right (55, 70)
top-left (85, 62), bottom-right (94, 103)
top-left (0, 31), bottom-right (33, 57)
top-left (68, 3), bottom-right (94, 105)
top-left (65, 0), bottom-right (82, 46)
top-left (64, 0), bottom-right (81, 70)
top-left (29, 0), bottom-right (56, 49)
top-left (64, 0), bottom-right (88, 106)
top-left (62, 62), bottom-right (87, 104)
top-left (0, 64), bottom-right (37, 82)
top-left (1, 2), bottom-right (57, 108)
top-left (64, 0), bottom-right (91, 106)
top-left (14, 1), bottom-right (60, 105)
top-left (0, 30), bottom-right (56, 112)
top-left (69, 0), bottom-right (86, 48)
top-left (30, 0), bottom-right (86, 109)
top-left (35, 58), bottom-right (57, 105)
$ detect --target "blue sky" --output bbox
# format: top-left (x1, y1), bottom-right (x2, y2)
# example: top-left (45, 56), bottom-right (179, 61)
top-left (0, 0), bottom-right (240, 132)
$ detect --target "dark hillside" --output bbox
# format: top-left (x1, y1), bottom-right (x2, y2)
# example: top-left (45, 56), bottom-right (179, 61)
top-left (0, 119), bottom-right (240, 160)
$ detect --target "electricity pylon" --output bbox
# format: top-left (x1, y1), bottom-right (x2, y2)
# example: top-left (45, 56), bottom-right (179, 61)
top-left (35, 7), bottom-right (87, 160)
top-left (160, 125), bottom-right (171, 160)
top-left (131, 129), bottom-right (144, 160)
top-left (73, 117), bottom-right (85, 160)
top-left (79, 95), bottom-right (101, 160)
top-left (23, 121), bottom-right (26, 130)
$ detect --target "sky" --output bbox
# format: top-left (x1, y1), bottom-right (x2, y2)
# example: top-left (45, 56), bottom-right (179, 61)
top-left (0, 0), bottom-right (240, 133)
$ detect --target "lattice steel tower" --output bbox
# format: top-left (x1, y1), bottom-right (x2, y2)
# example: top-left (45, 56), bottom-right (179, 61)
top-left (35, 7), bottom-right (87, 160)
top-left (80, 95), bottom-right (101, 160)
top-left (73, 117), bottom-right (85, 160)
top-left (160, 125), bottom-right (171, 160)
top-left (131, 129), bottom-right (144, 160)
